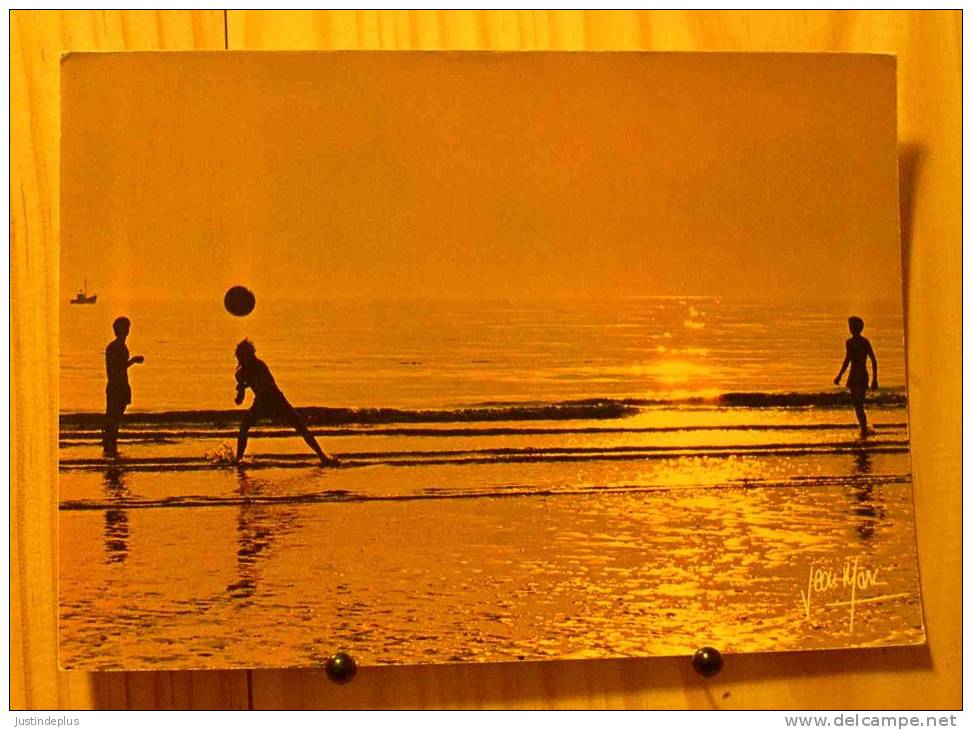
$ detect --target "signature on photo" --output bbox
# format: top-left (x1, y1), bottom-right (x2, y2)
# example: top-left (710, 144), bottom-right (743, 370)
top-left (800, 556), bottom-right (909, 633)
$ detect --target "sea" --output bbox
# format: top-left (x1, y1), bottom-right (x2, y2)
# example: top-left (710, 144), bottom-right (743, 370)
top-left (58, 296), bottom-right (923, 670)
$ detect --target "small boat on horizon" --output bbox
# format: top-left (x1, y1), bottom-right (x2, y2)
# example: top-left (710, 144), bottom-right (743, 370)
top-left (70, 279), bottom-right (97, 305)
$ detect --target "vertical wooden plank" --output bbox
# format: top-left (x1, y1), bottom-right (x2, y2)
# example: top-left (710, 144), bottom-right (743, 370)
top-left (10, 9), bottom-right (250, 709)
top-left (224, 10), bottom-right (960, 709)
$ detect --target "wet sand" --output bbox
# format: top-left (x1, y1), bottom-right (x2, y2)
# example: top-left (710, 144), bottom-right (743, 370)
top-left (59, 406), bottom-right (923, 670)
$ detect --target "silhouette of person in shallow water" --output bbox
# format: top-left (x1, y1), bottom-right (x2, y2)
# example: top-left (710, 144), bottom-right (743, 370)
top-left (102, 316), bottom-right (144, 456)
top-left (233, 339), bottom-right (338, 466)
top-left (833, 316), bottom-right (878, 439)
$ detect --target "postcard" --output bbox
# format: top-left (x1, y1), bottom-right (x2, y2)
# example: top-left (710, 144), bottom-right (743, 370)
top-left (58, 51), bottom-right (923, 670)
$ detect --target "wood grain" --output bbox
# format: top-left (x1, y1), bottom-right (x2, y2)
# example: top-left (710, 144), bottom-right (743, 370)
top-left (11, 9), bottom-right (960, 710)
top-left (10, 9), bottom-right (249, 710)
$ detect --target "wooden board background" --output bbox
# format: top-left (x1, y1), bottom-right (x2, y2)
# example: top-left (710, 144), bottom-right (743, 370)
top-left (10, 10), bottom-right (961, 710)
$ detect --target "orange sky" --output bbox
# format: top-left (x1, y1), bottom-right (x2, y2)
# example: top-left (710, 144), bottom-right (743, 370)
top-left (61, 52), bottom-right (900, 303)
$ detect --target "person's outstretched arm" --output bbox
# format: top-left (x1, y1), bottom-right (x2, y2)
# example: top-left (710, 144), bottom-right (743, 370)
top-left (868, 341), bottom-right (878, 389)
top-left (127, 355), bottom-right (144, 366)
top-left (834, 342), bottom-right (850, 385)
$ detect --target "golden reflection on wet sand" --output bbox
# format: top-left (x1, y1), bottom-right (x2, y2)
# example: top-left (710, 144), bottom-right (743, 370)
top-left (60, 448), bottom-right (922, 670)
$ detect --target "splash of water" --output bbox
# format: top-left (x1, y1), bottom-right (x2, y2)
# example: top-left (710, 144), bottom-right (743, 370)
top-left (204, 441), bottom-right (237, 466)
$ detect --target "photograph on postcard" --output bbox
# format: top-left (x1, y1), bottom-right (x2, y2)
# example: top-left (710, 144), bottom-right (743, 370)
top-left (58, 52), bottom-right (922, 670)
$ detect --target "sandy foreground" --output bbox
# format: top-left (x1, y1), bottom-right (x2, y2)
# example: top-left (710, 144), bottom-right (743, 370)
top-left (60, 453), bottom-right (922, 670)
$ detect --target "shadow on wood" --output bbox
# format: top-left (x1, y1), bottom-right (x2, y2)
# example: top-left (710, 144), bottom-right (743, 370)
top-left (897, 142), bottom-right (923, 342)
top-left (240, 643), bottom-right (932, 709)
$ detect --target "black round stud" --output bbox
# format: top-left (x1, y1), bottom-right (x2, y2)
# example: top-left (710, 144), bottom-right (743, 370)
top-left (325, 651), bottom-right (357, 685)
top-left (691, 646), bottom-right (724, 678)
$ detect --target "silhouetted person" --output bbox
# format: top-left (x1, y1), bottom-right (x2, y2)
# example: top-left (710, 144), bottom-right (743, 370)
top-left (833, 316), bottom-right (878, 439)
top-left (233, 339), bottom-right (338, 466)
top-left (102, 316), bottom-right (144, 456)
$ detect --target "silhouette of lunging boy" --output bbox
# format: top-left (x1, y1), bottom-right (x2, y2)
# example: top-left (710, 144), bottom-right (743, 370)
top-left (233, 339), bottom-right (338, 466)
top-left (103, 316), bottom-right (144, 456)
top-left (833, 316), bottom-right (879, 439)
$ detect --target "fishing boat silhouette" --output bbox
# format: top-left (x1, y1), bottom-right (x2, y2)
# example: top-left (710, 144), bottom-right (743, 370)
top-left (70, 278), bottom-right (97, 304)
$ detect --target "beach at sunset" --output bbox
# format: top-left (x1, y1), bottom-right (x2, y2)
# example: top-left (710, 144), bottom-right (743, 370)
top-left (59, 52), bottom-right (919, 670)
top-left (58, 296), bottom-right (922, 669)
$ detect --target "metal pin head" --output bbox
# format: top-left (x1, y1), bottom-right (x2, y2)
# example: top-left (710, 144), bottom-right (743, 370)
top-left (691, 647), bottom-right (724, 678)
top-left (325, 651), bottom-right (358, 685)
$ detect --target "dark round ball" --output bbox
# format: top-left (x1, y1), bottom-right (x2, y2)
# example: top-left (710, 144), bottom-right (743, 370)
top-left (691, 647), bottom-right (724, 678)
top-left (325, 652), bottom-right (357, 685)
top-left (224, 286), bottom-right (256, 317)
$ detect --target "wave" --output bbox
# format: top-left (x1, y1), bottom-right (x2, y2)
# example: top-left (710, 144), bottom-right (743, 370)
top-left (58, 421), bottom-right (910, 444)
top-left (59, 472), bottom-right (913, 512)
top-left (59, 439), bottom-right (911, 472)
top-left (58, 390), bottom-right (908, 431)
top-left (59, 400), bottom-right (637, 430)
top-left (705, 391), bottom-right (907, 409)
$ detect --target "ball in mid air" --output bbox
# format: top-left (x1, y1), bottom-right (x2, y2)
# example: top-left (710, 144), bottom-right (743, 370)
top-left (224, 286), bottom-right (256, 317)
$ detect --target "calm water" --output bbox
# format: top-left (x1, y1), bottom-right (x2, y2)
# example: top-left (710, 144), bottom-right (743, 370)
top-left (58, 297), bottom-right (922, 670)
top-left (60, 296), bottom-right (907, 412)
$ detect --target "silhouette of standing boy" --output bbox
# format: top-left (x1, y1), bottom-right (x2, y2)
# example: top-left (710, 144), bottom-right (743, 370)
top-left (833, 316), bottom-right (878, 438)
top-left (233, 339), bottom-right (338, 466)
top-left (103, 316), bottom-right (144, 455)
